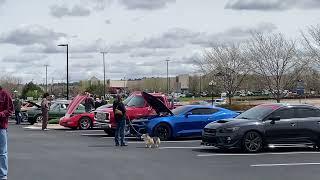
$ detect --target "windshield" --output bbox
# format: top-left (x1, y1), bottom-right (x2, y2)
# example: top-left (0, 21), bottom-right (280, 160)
top-left (123, 94), bottom-right (134, 105)
top-left (236, 105), bottom-right (280, 120)
top-left (125, 96), bottom-right (145, 107)
top-left (172, 106), bottom-right (190, 115)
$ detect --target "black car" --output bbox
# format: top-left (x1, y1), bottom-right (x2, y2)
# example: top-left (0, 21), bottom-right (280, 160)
top-left (202, 104), bottom-right (320, 152)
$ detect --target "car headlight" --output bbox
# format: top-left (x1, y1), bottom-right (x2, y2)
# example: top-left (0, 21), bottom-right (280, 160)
top-left (219, 127), bottom-right (240, 133)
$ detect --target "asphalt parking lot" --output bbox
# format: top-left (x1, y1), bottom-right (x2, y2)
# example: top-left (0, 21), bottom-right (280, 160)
top-left (8, 122), bottom-right (320, 180)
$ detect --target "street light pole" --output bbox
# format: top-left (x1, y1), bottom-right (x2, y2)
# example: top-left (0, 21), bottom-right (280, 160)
top-left (166, 59), bottom-right (170, 95)
top-left (44, 65), bottom-right (48, 92)
top-left (58, 44), bottom-right (69, 100)
top-left (209, 80), bottom-right (216, 106)
top-left (101, 52), bottom-right (107, 98)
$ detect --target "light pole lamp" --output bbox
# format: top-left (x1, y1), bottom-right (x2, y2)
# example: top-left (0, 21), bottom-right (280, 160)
top-left (209, 80), bottom-right (216, 106)
top-left (58, 44), bottom-right (69, 100)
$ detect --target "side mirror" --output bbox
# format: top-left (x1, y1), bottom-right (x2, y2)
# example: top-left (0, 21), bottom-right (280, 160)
top-left (269, 116), bottom-right (281, 124)
top-left (185, 112), bottom-right (192, 118)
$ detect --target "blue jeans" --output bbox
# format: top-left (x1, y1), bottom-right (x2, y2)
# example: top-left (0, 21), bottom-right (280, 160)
top-left (15, 111), bottom-right (21, 124)
top-left (0, 129), bottom-right (8, 179)
top-left (114, 119), bottom-right (126, 145)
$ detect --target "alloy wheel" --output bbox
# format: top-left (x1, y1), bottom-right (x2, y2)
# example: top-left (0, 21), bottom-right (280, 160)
top-left (244, 131), bottom-right (263, 152)
top-left (80, 118), bottom-right (91, 130)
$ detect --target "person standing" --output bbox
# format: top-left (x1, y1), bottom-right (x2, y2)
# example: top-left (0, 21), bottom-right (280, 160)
top-left (84, 94), bottom-right (95, 113)
top-left (0, 86), bottom-right (13, 180)
top-left (113, 95), bottom-right (127, 146)
top-left (41, 93), bottom-right (50, 131)
top-left (13, 97), bottom-right (22, 125)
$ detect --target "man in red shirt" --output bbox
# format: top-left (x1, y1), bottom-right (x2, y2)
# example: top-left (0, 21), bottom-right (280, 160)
top-left (0, 86), bottom-right (13, 180)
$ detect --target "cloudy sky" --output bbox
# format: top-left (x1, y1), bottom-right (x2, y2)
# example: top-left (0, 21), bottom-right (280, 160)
top-left (0, 0), bottom-right (320, 83)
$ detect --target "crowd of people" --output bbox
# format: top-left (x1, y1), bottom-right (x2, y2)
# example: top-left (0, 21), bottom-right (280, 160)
top-left (0, 88), bottom-right (128, 179)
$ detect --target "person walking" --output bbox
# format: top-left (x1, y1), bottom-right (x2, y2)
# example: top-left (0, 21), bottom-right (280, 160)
top-left (113, 95), bottom-right (127, 146)
top-left (84, 93), bottom-right (95, 113)
top-left (41, 93), bottom-right (50, 131)
top-left (0, 86), bottom-right (13, 180)
top-left (13, 97), bottom-right (22, 125)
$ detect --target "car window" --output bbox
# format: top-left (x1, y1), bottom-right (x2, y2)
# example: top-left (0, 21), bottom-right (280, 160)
top-left (60, 104), bottom-right (67, 109)
top-left (172, 106), bottom-right (190, 115)
top-left (294, 108), bottom-right (320, 118)
top-left (126, 96), bottom-right (145, 108)
top-left (190, 108), bottom-right (218, 115)
top-left (237, 105), bottom-right (280, 120)
top-left (50, 103), bottom-right (59, 110)
top-left (269, 108), bottom-right (295, 119)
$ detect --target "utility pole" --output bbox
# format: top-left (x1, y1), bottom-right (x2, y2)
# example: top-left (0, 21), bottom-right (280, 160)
top-left (58, 44), bottom-right (69, 100)
top-left (166, 59), bottom-right (170, 95)
top-left (44, 65), bottom-right (48, 92)
top-left (101, 52), bottom-right (107, 98)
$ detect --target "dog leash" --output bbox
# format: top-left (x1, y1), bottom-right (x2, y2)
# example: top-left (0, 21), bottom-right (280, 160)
top-left (127, 117), bottom-right (143, 138)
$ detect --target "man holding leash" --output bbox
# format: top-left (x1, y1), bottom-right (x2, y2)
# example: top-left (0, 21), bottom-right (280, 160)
top-left (0, 86), bottom-right (13, 180)
top-left (113, 95), bottom-right (127, 146)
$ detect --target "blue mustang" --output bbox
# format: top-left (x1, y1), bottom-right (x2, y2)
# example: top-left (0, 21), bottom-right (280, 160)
top-left (130, 92), bottom-right (239, 141)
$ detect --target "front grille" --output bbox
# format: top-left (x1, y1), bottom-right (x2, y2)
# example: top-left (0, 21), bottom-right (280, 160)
top-left (95, 112), bottom-right (109, 122)
top-left (204, 128), bottom-right (216, 134)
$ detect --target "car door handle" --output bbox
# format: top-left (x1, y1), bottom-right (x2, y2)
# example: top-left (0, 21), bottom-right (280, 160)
top-left (290, 123), bottom-right (296, 127)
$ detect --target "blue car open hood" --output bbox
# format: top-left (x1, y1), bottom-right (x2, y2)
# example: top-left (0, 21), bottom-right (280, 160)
top-left (142, 92), bottom-right (173, 116)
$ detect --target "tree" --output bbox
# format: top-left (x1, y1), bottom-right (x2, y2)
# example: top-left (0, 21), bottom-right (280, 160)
top-left (302, 25), bottom-right (320, 63)
top-left (248, 33), bottom-right (309, 103)
top-left (0, 74), bottom-right (22, 93)
top-left (85, 84), bottom-right (104, 97)
top-left (21, 82), bottom-right (44, 99)
top-left (199, 44), bottom-right (250, 105)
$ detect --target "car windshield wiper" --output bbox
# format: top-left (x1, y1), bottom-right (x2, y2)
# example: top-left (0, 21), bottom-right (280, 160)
top-left (239, 117), bottom-right (249, 119)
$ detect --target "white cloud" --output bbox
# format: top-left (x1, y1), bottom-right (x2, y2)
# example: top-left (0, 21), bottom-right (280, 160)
top-left (225, 0), bottom-right (320, 11)
top-left (50, 4), bottom-right (91, 18)
top-left (119, 0), bottom-right (176, 10)
top-left (0, 25), bottom-right (66, 46)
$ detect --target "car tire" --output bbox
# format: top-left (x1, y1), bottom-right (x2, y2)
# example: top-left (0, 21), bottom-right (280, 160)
top-left (34, 115), bottom-right (43, 124)
top-left (242, 131), bottom-right (263, 153)
top-left (79, 117), bottom-right (92, 130)
top-left (153, 123), bottom-right (172, 141)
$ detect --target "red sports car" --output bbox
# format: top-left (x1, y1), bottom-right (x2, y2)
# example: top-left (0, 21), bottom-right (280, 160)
top-left (59, 95), bottom-right (95, 130)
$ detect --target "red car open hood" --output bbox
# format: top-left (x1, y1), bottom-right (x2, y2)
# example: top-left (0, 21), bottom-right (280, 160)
top-left (65, 95), bottom-right (87, 118)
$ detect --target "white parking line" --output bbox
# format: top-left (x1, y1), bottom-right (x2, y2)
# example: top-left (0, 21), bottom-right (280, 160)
top-left (101, 137), bottom-right (138, 139)
top-left (66, 130), bottom-right (103, 133)
top-left (127, 140), bottom-right (201, 144)
top-left (81, 134), bottom-right (109, 136)
top-left (251, 163), bottom-right (320, 167)
top-left (197, 151), bottom-right (320, 157)
top-left (159, 146), bottom-right (214, 149)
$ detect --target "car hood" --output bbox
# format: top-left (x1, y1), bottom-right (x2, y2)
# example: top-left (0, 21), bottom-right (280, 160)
top-left (205, 118), bottom-right (257, 128)
top-left (142, 92), bottom-right (173, 115)
top-left (26, 101), bottom-right (41, 108)
top-left (65, 95), bottom-right (87, 118)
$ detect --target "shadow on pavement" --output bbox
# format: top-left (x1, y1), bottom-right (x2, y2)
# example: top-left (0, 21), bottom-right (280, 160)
top-left (192, 146), bottom-right (319, 154)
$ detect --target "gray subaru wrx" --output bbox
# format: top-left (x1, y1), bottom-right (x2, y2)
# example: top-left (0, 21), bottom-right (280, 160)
top-left (202, 104), bottom-right (320, 152)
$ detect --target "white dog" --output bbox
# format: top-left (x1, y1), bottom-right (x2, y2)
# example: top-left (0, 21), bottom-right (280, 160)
top-left (141, 134), bottom-right (161, 148)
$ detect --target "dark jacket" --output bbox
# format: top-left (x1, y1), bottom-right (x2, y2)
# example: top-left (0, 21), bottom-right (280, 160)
top-left (113, 100), bottom-right (126, 120)
top-left (0, 89), bottom-right (13, 129)
top-left (13, 98), bottom-right (22, 112)
top-left (84, 97), bottom-right (95, 112)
